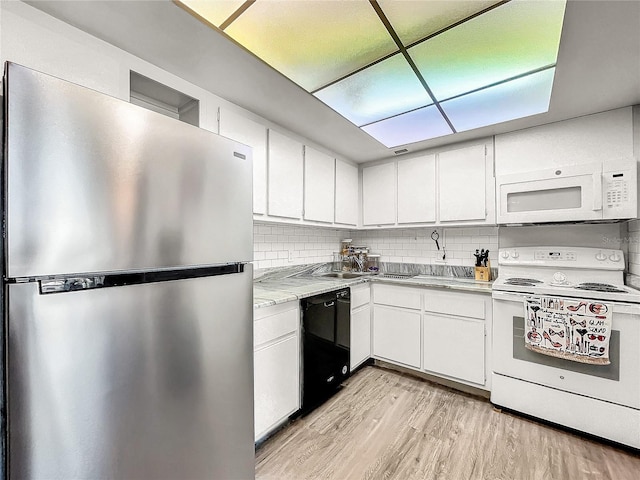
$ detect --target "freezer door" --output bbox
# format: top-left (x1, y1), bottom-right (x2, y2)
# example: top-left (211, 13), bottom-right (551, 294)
top-left (5, 63), bottom-right (253, 278)
top-left (7, 268), bottom-right (254, 480)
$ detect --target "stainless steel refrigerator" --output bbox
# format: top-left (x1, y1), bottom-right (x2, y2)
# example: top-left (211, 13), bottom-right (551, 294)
top-left (2, 62), bottom-right (255, 479)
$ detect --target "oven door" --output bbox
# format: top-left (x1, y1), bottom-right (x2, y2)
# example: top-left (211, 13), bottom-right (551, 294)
top-left (492, 291), bottom-right (640, 409)
top-left (496, 164), bottom-right (603, 224)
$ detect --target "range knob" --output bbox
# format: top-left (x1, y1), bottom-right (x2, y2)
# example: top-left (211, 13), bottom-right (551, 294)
top-left (595, 251), bottom-right (607, 261)
top-left (609, 252), bottom-right (621, 262)
top-left (511, 250), bottom-right (519, 259)
top-left (501, 251), bottom-right (510, 259)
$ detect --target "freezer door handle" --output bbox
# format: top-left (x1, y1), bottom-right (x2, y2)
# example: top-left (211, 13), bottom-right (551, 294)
top-left (40, 276), bottom-right (106, 294)
top-left (38, 263), bottom-right (245, 294)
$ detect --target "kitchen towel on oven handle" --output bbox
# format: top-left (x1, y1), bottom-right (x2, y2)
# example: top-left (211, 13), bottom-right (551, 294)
top-left (524, 296), bottom-right (612, 365)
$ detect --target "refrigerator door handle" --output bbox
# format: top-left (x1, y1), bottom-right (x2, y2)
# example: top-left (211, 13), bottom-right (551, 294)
top-left (38, 263), bottom-right (246, 294)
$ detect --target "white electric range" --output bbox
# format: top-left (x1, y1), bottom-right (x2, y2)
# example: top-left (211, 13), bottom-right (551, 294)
top-left (491, 246), bottom-right (640, 449)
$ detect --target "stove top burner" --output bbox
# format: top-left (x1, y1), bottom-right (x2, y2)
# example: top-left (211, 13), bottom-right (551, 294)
top-left (575, 283), bottom-right (627, 293)
top-left (505, 278), bottom-right (543, 284)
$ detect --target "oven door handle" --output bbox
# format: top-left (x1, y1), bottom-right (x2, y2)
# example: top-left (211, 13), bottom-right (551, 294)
top-left (492, 291), bottom-right (538, 301)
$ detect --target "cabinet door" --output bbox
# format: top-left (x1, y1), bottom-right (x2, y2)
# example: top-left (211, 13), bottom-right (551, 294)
top-left (372, 305), bottom-right (421, 368)
top-left (335, 159), bottom-right (358, 226)
top-left (268, 130), bottom-right (303, 219)
top-left (304, 146), bottom-right (335, 223)
top-left (423, 314), bottom-right (485, 385)
top-left (362, 162), bottom-right (396, 225)
top-left (254, 335), bottom-right (300, 440)
top-left (219, 108), bottom-right (267, 214)
top-left (350, 305), bottom-right (371, 370)
top-left (438, 145), bottom-right (486, 222)
top-left (397, 154), bottom-right (436, 224)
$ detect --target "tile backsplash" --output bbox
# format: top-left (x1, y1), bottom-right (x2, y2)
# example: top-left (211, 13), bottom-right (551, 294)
top-left (253, 222), bottom-right (498, 270)
top-left (253, 222), bottom-right (345, 269)
top-left (253, 222), bottom-right (638, 275)
top-left (350, 227), bottom-right (498, 266)
top-left (628, 220), bottom-right (640, 276)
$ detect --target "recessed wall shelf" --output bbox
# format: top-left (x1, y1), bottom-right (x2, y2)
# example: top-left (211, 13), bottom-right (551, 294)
top-left (130, 71), bottom-right (199, 126)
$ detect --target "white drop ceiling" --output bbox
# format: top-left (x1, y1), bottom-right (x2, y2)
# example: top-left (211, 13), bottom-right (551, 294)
top-left (23, 0), bottom-right (640, 163)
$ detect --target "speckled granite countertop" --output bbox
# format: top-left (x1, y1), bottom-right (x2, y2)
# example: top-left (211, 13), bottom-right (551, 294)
top-left (253, 264), bottom-right (493, 309)
top-left (374, 275), bottom-right (493, 294)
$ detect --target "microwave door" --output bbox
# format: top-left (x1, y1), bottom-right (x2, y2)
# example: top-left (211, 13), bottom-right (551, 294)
top-left (497, 170), bottom-right (602, 224)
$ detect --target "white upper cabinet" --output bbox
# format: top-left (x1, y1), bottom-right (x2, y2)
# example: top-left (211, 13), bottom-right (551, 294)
top-left (362, 162), bottom-right (396, 226)
top-left (494, 107), bottom-right (634, 176)
top-left (335, 159), bottom-right (359, 226)
top-left (303, 146), bottom-right (335, 223)
top-left (268, 130), bottom-right (304, 219)
top-left (219, 108), bottom-right (267, 215)
top-left (397, 154), bottom-right (436, 224)
top-left (362, 140), bottom-right (495, 228)
top-left (438, 144), bottom-right (492, 223)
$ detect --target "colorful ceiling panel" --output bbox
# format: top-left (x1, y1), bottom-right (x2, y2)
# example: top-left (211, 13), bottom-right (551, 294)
top-left (176, 0), bottom-right (567, 149)
top-left (441, 68), bottom-right (556, 132)
top-left (408, 0), bottom-right (565, 101)
top-left (313, 52), bottom-right (433, 127)
top-left (361, 105), bottom-right (453, 148)
top-left (222, 1), bottom-right (398, 92)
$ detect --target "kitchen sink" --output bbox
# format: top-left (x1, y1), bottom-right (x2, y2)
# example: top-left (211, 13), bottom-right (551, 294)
top-left (321, 272), bottom-right (365, 279)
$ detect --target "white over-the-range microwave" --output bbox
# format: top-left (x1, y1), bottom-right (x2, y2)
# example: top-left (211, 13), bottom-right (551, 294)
top-left (495, 159), bottom-right (638, 224)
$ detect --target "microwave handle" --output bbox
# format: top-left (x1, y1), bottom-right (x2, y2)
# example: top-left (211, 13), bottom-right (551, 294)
top-left (593, 172), bottom-right (603, 211)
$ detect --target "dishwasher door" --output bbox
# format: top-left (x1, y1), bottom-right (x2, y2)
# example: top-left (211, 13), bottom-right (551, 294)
top-left (302, 290), bottom-right (350, 412)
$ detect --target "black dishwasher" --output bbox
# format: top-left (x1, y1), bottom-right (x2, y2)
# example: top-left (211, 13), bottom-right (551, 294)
top-left (301, 288), bottom-right (350, 413)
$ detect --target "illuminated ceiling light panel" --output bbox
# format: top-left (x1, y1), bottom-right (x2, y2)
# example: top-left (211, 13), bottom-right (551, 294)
top-left (361, 105), bottom-right (453, 148)
top-left (223, 1), bottom-right (398, 92)
top-left (176, 0), bottom-right (566, 150)
top-left (409, 0), bottom-right (566, 101)
top-left (313, 53), bottom-right (433, 126)
top-left (378, 0), bottom-right (501, 46)
top-left (177, 0), bottom-right (246, 27)
top-left (442, 68), bottom-right (556, 132)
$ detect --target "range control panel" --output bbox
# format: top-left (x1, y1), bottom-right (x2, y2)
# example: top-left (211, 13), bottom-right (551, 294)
top-left (499, 246), bottom-right (624, 269)
top-left (533, 250), bottom-right (576, 261)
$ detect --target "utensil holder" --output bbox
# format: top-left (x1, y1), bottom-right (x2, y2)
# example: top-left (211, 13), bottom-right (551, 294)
top-left (474, 265), bottom-right (491, 282)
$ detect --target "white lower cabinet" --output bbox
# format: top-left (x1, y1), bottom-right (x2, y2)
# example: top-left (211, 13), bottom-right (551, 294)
top-left (373, 304), bottom-right (421, 369)
top-left (253, 301), bottom-right (300, 441)
top-left (423, 314), bottom-right (485, 385)
top-left (350, 284), bottom-right (371, 370)
top-left (372, 283), bottom-right (491, 389)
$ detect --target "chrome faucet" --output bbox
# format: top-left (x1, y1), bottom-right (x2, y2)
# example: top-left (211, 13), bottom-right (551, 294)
top-left (350, 253), bottom-right (365, 272)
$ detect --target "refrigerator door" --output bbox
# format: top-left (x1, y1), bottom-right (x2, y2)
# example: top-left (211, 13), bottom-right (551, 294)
top-left (5, 62), bottom-right (253, 278)
top-left (7, 268), bottom-right (254, 480)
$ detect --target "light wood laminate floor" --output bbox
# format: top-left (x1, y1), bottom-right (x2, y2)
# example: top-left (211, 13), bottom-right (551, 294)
top-left (256, 366), bottom-right (640, 480)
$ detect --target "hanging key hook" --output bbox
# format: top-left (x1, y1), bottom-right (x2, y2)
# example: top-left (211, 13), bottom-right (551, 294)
top-left (431, 230), bottom-right (440, 250)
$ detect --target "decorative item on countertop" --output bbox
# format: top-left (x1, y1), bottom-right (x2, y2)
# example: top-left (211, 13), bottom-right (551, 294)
top-left (365, 254), bottom-right (380, 273)
top-left (474, 248), bottom-right (491, 281)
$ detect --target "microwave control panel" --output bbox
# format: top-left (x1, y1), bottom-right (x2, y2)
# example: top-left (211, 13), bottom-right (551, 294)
top-left (603, 165), bottom-right (637, 219)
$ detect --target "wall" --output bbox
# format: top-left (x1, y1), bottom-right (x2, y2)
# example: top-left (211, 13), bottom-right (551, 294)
top-left (252, 224), bottom-right (500, 270)
top-left (351, 227), bottom-right (498, 267)
top-left (253, 222), bottom-right (345, 269)
top-left (628, 220), bottom-right (640, 276)
top-left (253, 222), bottom-right (631, 272)
top-left (498, 223), bottom-right (625, 250)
